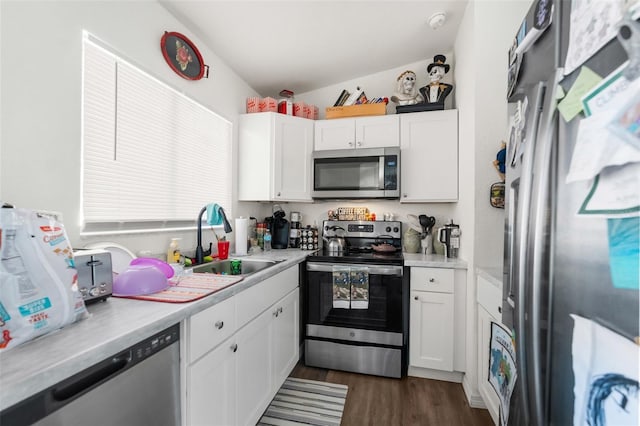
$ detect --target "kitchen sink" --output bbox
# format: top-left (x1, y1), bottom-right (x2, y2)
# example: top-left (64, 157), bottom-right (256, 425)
top-left (191, 258), bottom-right (280, 276)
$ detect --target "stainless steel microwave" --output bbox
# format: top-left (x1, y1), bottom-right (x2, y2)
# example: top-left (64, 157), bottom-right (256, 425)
top-left (312, 147), bottom-right (400, 199)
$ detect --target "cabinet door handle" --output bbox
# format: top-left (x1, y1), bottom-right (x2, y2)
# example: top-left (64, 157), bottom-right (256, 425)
top-left (429, 278), bottom-right (435, 283)
top-left (356, 141), bottom-right (362, 147)
top-left (277, 192), bottom-right (281, 197)
top-left (230, 343), bottom-right (238, 352)
top-left (278, 307), bottom-right (283, 314)
top-left (214, 320), bottom-right (224, 330)
top-left (414, 296), bottom-right (419, 301)
top-left (403, 193), bottom-right (407, 198)
top-left (273, 309), bottom-right (279, 317)
top-left (498, 306), bottom-right (502, 313)
top-left (348, 141), bottom-right (354, 147)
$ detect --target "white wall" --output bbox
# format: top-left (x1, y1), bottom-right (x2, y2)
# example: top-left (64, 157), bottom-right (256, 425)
top-left (0, 0), bottom-right (260, 256)
top-left (454, 0), bottom-right (532, 409)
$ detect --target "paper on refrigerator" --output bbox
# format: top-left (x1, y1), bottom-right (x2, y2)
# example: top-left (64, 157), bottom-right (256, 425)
top-left (488, 321), bottom-right (518, 426)
top-left (567, 71), bottom-right (640, 217)
top-left (563, 0), bottom-right (626, 76)
top-left (571, 315), bottom-right (639, 426)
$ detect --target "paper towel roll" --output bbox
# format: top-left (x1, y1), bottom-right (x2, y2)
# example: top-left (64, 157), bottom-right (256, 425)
top-left (235, 217), bottom-right (248, 255)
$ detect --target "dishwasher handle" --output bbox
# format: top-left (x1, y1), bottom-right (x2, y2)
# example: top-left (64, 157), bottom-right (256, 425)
top-left (52, 355), bottom-right (130, 402)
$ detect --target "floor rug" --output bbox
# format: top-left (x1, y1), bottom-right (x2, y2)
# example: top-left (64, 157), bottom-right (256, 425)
top-left (257, 377), bottom-right (348, 426)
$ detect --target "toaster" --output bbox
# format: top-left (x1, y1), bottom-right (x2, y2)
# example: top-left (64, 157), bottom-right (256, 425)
top-left (74, 249), bottom-right (113, 303)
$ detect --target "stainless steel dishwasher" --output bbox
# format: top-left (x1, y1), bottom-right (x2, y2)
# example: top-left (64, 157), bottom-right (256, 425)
top-left (1, 324), bottom-right (181, 426)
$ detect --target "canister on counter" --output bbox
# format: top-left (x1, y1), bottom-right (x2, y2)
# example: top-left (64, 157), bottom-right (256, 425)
top-left (300, 226), bottom-right (318, 250)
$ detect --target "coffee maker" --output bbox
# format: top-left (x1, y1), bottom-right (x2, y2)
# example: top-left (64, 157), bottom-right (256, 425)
top-left (437, 220), bottom-right (460, 258)
top-left (268, 206), bottom-right (290, 249)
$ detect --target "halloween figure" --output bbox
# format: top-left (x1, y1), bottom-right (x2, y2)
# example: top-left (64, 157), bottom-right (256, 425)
top-left (419, 55), bottom-right (453, 106)
top-left (390, 70), bottom-right (424, 106)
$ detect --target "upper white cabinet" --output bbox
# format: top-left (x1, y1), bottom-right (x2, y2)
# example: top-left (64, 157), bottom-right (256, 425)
top-left (314, 115), bottom-right (399, 151)
top-left (400, 110), bottom-right (458, 202)
top-left (239, 112), bottom-right (313, 202)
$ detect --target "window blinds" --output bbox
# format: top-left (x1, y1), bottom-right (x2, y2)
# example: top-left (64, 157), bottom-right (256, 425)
top-left (82, 38), bottom-right (231, 232)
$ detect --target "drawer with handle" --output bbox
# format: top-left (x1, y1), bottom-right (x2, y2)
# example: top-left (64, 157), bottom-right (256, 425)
top-left (188, 296), bottom-right (237, 363)
top-left (410, 267), bottom-right (454, 293)
top-left (477, 274), bottom-right (502, 320)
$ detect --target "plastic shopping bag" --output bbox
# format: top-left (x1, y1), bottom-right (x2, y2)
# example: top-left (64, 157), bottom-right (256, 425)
top-left (0, 204), bottom-right (88, 350)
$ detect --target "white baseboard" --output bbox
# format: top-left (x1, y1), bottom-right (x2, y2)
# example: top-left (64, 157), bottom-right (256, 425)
top-left (408, 366), bottom-right (464, 383)
top-left (462, 375), bottom-right (486, 408)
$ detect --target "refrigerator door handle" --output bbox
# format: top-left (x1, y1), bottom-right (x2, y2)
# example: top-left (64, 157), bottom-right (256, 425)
top-left (527, 69), bottom-right (564, 426)
top-left (513, 82), bottom-right (546, 425)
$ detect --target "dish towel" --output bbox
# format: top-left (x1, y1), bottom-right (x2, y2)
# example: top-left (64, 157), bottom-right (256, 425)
top-left (205, 203), bottom-right (223, 226)
top-left (350, 267), bottom-right (369, 309)
top-left (332, 265), bottom-right (350, 309)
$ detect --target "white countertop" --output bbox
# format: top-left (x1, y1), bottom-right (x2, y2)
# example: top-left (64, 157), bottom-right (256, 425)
top-left (476, 266), bottom-right (503, 288)
top-left (403, 253), bottom-right (468, 269)
top-left (0, 249), bottom-right (310, 412)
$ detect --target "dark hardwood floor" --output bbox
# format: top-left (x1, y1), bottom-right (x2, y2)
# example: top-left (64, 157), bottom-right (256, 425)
top-left (289, 362), bottom-right (494, 426)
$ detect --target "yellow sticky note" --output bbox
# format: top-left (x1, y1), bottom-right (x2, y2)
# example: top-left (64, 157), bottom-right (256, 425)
top-left (557, 67), bottom-right (603, 122)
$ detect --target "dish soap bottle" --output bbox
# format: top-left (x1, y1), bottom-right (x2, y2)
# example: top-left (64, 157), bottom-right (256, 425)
top-left (167, 238), bottom-right (181, 263)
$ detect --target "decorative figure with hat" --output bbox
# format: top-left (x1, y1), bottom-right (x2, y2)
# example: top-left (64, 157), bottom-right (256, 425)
top-left (390, 70), bottom-right (424, 106)
top-left (419, 54), bottom-right (453, 107)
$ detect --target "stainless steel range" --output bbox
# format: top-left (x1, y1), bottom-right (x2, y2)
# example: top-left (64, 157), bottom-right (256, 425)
top-left (304, 220), bottom-right (408, 378)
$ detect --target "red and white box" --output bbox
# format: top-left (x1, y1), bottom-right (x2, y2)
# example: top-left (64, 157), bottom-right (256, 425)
top-left (293, 102), bottom-right (305, 117)
top-left (259, 97), bottom-right (277, 112)
top-left (303, 103), bottom-right (311, 119)
top-left (246, 97), bottom-right (260, 113)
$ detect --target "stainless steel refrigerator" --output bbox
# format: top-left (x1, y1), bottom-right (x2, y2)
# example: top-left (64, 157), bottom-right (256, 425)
top-left (502, 1), bottom-right (640, 425)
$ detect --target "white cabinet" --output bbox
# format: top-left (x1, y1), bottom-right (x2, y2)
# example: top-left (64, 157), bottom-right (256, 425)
top-left (239, 112), bottom-right (313, 201)
top-left (400, 109), bottom-right (458, 202)
top-left (187, 337), bottom-right (237, 426)
top-left (314, 115), bottom-right (399, 150)
top-left (476, 273), bottom-right (503, 425)
top-left (235, 306), bottom-right (273, 426)
top-left (478, 305), bottom-right (500, 425)
top-left (271, 288), bottom-right (300, 387)
top-left (409, 267), bottom-right (455, 371)
top-left (185, 266), bottom-right (300, 426)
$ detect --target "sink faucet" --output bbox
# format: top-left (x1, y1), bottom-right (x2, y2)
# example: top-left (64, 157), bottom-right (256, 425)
top-left (196, 204), bottom-right (233, 265)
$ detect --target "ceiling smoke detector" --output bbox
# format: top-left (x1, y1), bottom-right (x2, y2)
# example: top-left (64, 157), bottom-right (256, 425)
top-left (428, 12), bottom-right (447, 29)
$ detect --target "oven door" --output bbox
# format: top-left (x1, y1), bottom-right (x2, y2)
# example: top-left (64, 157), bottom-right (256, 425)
top-left (306, 262), bottom-right (404, 333)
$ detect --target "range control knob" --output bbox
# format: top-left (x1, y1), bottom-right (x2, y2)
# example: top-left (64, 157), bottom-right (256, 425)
top-left (393, 227), bottom-right (399, 233)
top-left (385, 226), bottom-right (391, 233)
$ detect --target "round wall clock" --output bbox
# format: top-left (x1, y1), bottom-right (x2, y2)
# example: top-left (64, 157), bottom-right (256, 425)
top-left (160, 31), bottom-right (209, 80)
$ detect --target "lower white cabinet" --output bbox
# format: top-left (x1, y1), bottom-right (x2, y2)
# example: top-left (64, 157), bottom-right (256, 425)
top-left (271, 289), bottom-right (300, 386)
top-left (185, 266), bottom-right (299, 426)
top-left (409, 266), bottom-right (464, 375)
top-left (188, 337), bottom-right (237, 426)
top-left (477, 304), bottom-right (500, 425)
top-left (476, 273), bottom-right (503, 424)
top-left (235, 306), bottom-right (274, 426)
top-left (410, 290), bottom-right (454, 371)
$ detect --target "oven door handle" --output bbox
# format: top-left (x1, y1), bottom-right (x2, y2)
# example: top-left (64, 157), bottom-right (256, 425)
top-left (307, 262), bottom-right (403, 276)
